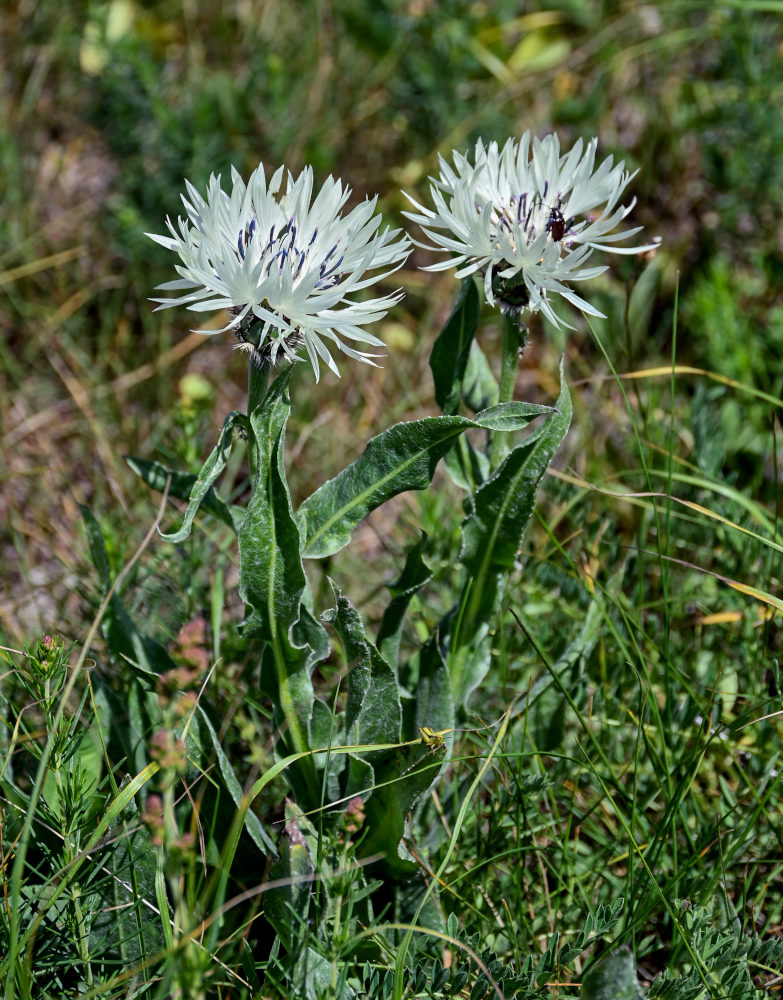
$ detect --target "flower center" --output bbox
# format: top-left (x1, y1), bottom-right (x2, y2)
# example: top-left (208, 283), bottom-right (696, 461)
top-left (487, 182), bottom-right (574, 250)
top-left (237, 216), bottom-right (345, 289)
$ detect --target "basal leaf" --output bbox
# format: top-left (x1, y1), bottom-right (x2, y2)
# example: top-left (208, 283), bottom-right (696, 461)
top-left (358, 739), bottom-right (446, 878)
top-left (264, 803), bottom-right (318, 953)
top-left (297, 402), bottom-right (551, 559)
top-left (87, 803), bottom-right (164, 973)
top-left (528, 578), bottom-right (613, 751)
top-left (325, 584), bottom-right (402, 760)
top-left (443, 622), bottom-right (491, 714)
top-left (582, 948), bottom-right (643, 1000)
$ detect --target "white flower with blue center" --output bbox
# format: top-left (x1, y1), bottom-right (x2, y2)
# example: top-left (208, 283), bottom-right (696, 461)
top-left (147, 163), bottom-right (411, 379)
top-left (404, 132), bottom-right (656, 327)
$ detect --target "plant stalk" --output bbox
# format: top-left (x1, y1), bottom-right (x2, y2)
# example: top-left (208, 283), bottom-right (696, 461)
top-left (491, 313), bottom-right (527, 468)
top-left (246, 356), bottom-right (270, 483)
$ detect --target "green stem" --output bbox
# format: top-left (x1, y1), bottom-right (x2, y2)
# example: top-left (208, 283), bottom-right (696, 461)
top-left (499, 312), bottom-right (524, 404)
top-left (53, 769), bottom-right (94, 988)
top-left (491, 313), bottom-right (527, 469)
top-left (246, 357), bottom-right (270, 483)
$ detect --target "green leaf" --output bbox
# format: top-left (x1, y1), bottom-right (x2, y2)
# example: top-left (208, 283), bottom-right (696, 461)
top-left (444, 623), bottom-right (492, 715)
top-left (325, 584), bottom-right (402, 761)
top-left (125, 455), bottom-right (243, 533)
top-left (197, 706), bottom-right (277, 855)
top-left (581, 948), bottom-right (643, 1000)
top-left (239, 372), bottom-right (327, 798)
top-left (264, 803), bottom-right (318, 953)
top-left (295, 949), bottom-right (358, 1000)
top-left (257, 605), bottom-right (330, 802)
top-left (297, 401), bottom-right (551, 559)
top-left (459, 359), bottom-right (573, 623)
top-left (239, 371), bottom-right (308, 644)
top-left (463, 340), bottom-right (500, 413)
top-left (414, 635), bottom-right (454, 739)
top-left (86, 804), bottom-right (165, 974)
top-left (377, 534), bottom-right (432, 670)
top-left (430, 277), bottom-right (480, 414)
top-left (156, 410), bottom-right (246, 543)
top-left (529, 576), bottom-right (616, 751)
top-left (358, 739), bottom-right (446, 878)
top-left (443, 435), bottom-right (490, 491)
top-left (308, 696), bottom-right (349, 803)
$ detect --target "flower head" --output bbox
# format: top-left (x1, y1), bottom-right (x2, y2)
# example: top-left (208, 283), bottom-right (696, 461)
top-left (147, 164), bottom-right (411, 379)
top-left (404, 132), bottom-right (656, 327)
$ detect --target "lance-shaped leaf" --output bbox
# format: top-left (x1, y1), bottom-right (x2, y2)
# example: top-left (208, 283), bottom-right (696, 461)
top-left (297, 401), bottom-right (552, 559)
top-left (153, 410), bottom-right (245, 543)
top-left (239, 371), bottom-right (306, 643)
top-left (377, 534), bottom-right (432, 670)
top-left (443, 617), bottom-right (492, 713)
top-left (239, 371), bottom-right (328, 790)
top-left (324, 584), bottom-right (402, 763)
top-left (430, 277), bottom-right (481, 414)
top-left (258, 607), bottom-right (330, 806)
top-left (86, 800), bottom-right (164, 970)
top-left (526, 563), bottom-right (624, 751)
top-left (459, 359), bottom-right (573, 625)
top-left (125, 456), bottom-right (243, 533)
top-left (359, 739), bottom-right (447, 878)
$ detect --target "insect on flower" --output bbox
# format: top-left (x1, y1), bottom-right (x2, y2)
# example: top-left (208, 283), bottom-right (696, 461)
top-left (545, 204), bottom-right (567, 242)
top-left (404, 131), bottom-right (657, 326)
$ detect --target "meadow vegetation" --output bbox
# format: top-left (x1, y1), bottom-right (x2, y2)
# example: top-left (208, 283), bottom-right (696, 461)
top-left (1, 2), bottom-right (783, 998)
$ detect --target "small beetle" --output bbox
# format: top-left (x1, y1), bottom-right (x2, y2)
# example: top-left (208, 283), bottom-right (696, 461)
top-left (546, 205), bottom-right (566, 242)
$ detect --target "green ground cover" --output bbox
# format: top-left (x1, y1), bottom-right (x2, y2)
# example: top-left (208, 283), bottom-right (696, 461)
top-left (1, 2), bottom-right (782, 997)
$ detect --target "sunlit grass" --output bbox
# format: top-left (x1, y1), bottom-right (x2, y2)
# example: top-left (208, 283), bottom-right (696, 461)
top-left (2, 1), bottom-right (782, 997)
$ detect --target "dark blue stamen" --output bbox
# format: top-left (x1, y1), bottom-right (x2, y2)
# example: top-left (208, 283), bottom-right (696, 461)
top-left (237, 218), bottom-right (258, 260)
top-left (319, 252), bottom-right (344, 281)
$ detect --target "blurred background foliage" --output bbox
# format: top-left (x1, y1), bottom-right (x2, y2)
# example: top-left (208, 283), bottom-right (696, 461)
top-left (1, 0), bottom-right (782, 641)
top-left (3, 3), bottom-right (783, 994)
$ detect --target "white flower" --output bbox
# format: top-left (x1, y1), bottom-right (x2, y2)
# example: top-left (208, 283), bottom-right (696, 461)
top-left (404, 131), bottom-right (656, 327)
top-left (147, 163), bottom-right (411, 379)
